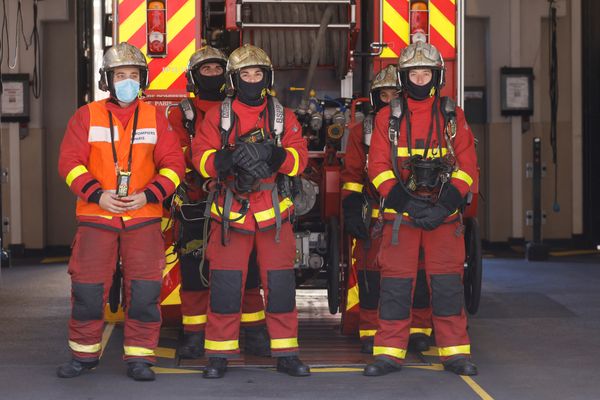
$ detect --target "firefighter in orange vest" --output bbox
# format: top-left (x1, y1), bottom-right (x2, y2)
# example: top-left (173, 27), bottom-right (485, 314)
top-left (342, 65), bottom-right (432, 355)
top-left (57, 42), bottom-right (185, 381)
top-left (364, 41), bottom-right (478, 376)
top-left (167, 46), bottom-right (269, 359)
top-left (192, 44), bottom-right (310, 378)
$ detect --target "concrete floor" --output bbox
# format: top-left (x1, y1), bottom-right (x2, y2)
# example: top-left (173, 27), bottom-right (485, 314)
top-left (1, 254), bottom-right (599, 400)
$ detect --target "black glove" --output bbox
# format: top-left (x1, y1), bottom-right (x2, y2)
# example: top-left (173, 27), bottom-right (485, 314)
top-left (233, 142), bottom-right (273, 170)
top-left (244, 161), bottom-right (272, 179)
top-left (268, 146), bottom-right (287, 172)
top-left (342, 193), bottom-right (369, 240)
top-left (214, 149), bottom-right (234, 177)
top-left (410, 204), bottom-right (449, 231)
top-left (411, 184), bottom-right (464, 231)
top-left (385, 183), bottom-right (429, 215)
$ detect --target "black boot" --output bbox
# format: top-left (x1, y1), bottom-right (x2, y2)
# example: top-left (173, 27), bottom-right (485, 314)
top-left (276, 356), bottom-right (311, 377)
top-left (443, 356), bottom-right (478, 376)
top-left (243, 325), bottom-right (270, 357)
top-left (408, 333), bottom-right (430, 352)
top-left (56, 359), bottom-right (98, 378)
top-left (203, 357), bottom-right (228, 379)
top-left (363, 359), bottom-right (401, 377)
top-left (126, 361), bottom-right (156, 381)
top-left (360, 339), bottom-right (374, 354)
top-left (179, 331), bottom-right (205, 359)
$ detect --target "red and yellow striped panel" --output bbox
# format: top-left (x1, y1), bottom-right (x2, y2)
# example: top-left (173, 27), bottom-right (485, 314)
top-left (117, 0), bottom-right (197, 95)
top-left (381, 0), bottom-right (410, 58)
top-left (160, 216), bottom-right (181, 306)
top-left (429, 0), bottom-right (456, 60)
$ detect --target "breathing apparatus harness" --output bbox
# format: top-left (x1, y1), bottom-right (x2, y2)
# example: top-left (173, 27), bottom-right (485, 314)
top-left (204, 95), bottom-right (290, 245)
top-left (386, 94), bottom-right (459, 243)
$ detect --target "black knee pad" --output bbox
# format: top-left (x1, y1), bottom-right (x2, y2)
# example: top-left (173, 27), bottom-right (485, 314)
top-left (430, 274), bottom-right (464, 317)
top-left (379, 277), bottom-right (412, 320)
top-left (129, 280), bottom-right (161, 322)
top-left (210, 270), bottom-right (242, 314)
top-left (72, 282), bottom-right (104, 321)
top-left (412, 269), bottom-right (430, 309)
top-left (358, 270), bottom-right (380, 310)
top-left (180, 253), bottom-right (209, 291)
top-left (266, 269), bottom-right (296, 313)
top-left (245, 250), bottom-right (261, 290)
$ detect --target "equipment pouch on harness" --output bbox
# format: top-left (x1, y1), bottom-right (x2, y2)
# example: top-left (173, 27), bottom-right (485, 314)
top-left (179, 98), bottom-right (197, 137)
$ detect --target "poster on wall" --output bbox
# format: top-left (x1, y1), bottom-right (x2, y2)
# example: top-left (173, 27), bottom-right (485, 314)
top-left (1, 74), bottom-right (30, 123)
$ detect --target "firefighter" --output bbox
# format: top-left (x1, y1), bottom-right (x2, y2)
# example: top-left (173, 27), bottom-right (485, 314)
top-left (57, 42), bottom-right (185, 381)
top-left (192, 44), bottom-right (310, 378)
top-left (342, 65), bottom-right (432, 355)
top-left (167, 46), bottom-right (269, 359)
top-left (364, 41), bottom-right (478, 376)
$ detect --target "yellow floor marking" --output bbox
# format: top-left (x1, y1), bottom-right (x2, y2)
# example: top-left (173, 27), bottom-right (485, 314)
top-left (461, 376), bottom-right (495, 400)
top-left (155, 347), bottom-right (176, 359)
top-left (99, 323), bottom-right (115, 359)
top-left (549, 249), bottom-right (600, 257)
top-left (421, 346), bottom-right (439, 356)
top-left (153, 366), bottom-right (202, 374)
top-left (311, 367), bottom-right (364, 373)
top-left (41, 256), bottom-right (70, 264)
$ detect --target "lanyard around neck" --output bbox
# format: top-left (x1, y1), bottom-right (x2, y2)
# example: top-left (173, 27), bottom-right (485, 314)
top-left (108, 106), bottom-right (140, 173)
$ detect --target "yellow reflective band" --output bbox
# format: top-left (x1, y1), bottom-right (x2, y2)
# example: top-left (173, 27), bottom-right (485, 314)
top-left (451, 169), bottom-right (474, 187)
top-left (371, 209), bottom-right (380, 218)
top-left (343, 182), bottom-right (364, 193)
top-left (241, 310), bottom-right (266, 323)
top-left (372, 170), bottom-right (395, 189)
top-left (254, 198), bottom-right (293, 222)
top-left (210, 202), bottom-right (246, 224)
top-left (359, 330), bottom-right (377, 338)
top-left (159, 168), bottom-right (181, 188)
top-left (199, 149), bottom-right (217, 178)
top-left (409, 328), bottom-right (433, 336)
top-left (182, 314), bottom-right (207, 325)
top-left (270, 338), bottom-right (299, 349)
top-left (346, 284), bottom-right (359, 311)
top-left (397, 147), bottom-right (448, 158)
top-left (123, 346), bottom-right (155, 357)
top-left (373, 346), bottom-right (406, 359)
top-left (204, 339), bottom-right (239, 351)
top-left (68, 340), bottom-right (101, 353)
top-left (65, 165), bottom-right (88, 187)
top-left (438, 344), bottom-right (471, 357)
top-left (285, 147), bottom-right (300, 176)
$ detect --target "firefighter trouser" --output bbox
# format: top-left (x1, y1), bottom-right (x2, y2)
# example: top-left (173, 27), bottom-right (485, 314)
top-left (177, 219), bottom-right (265, 334)
top-left (374, 220), bottom-right (469, 365)
top-left (355, 239), bottom-right (432, 343)
top-left (67, 223), bottom-right (164, 365)
top-left (204, 221), bottom-right (298, 358)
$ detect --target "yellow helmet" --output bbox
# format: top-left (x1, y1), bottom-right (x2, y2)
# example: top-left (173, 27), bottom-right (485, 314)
top-left (226, 44), bottom-right (274, 88)
top-left (98, 42), bottom-right (148, 91)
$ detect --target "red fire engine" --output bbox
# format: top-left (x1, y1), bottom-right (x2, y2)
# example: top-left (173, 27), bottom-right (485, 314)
top-left (105, 0), bottom-right (481, 334)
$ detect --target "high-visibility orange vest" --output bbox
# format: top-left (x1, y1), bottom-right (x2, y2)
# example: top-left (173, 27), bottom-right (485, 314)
top-left (76, 99), bottom-right (163, 220)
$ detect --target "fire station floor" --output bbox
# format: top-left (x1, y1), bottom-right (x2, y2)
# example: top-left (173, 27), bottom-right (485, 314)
top-left (1, 253), bottom-right (600, 400)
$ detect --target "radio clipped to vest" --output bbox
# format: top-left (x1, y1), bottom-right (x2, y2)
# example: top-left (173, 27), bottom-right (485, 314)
top-left (179, 98), bottom-right (197, 137)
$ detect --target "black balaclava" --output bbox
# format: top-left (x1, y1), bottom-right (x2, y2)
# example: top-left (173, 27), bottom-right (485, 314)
top-left (371, 88), bottom-right (394, 113)
top-left (192, 64), bottom-right (227, 101)
top-left (235, 69), bottom-right (271, 106)
top-left (403, 70), bottom-right (440, 101)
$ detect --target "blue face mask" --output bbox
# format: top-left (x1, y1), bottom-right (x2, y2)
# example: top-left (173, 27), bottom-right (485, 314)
top-left (114, 78), bottom-right (140, 103)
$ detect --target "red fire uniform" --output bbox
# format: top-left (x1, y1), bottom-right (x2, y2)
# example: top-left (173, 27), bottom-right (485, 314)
top-left (59, 98), bottom-right (185, 365)
top-left (168, 98), bottom-right (266, 336)
top-left (367, 96), bottom-right (477, 365)
top-left (192, 98), bottom-right (308, 358)
top-left (342, 118), bottom-right (432, 346)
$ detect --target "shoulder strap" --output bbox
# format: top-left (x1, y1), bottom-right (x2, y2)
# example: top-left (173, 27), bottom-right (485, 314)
top-left (267, 96), bottom-right (285, 147)
top-left (179, 98), bottom-right (197, 137)
top-left (363, 113), bottom-right (374, 150)
top-left (387, 97), bottom-right (404, 146)
top-left (219, 97), bottom-right (235, 149)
